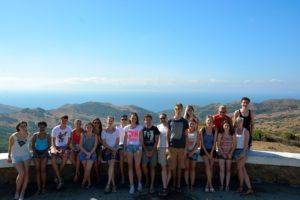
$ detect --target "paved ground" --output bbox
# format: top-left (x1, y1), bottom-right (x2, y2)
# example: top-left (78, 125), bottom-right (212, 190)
top-left (1, 181), bottom-right (299, 200)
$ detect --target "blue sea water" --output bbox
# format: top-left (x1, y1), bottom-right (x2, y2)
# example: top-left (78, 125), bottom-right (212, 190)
top-left (0, 91), bottom-right (299, 112)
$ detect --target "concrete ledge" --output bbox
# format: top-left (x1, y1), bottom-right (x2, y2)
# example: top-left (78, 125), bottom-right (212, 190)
top-left (1, 150), bottom-right (300, 168)
top-left (0, 150), bottom-right (300, 186)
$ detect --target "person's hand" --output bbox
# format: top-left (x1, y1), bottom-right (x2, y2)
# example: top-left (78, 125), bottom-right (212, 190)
top-left (147, 150), bottom-right (152, 157)
top-left (86, 152), bottom-right (91, 159)
top-left (209, 152), bottom-right (214, 160)
top-left (228, 154), bottom-right (232, 159)
top-left (188, 152), bottom-right (193, 157)
top-left (7, 156), bottom-right (12, 163)
top-left (166, 148), bottom-right (170, 155)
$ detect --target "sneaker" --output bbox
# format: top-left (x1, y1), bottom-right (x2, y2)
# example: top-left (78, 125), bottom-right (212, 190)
top-left (219, 186), bottom-right (224, 191)
top-left (14, 193), bottom-right (19, 200)
top-left (105, 184), bottom-right (111, 193)
top-left (225, 186), bottom-right (229, 191)
top-left (205, 186), bottom-right (209, 192)
top-left (112, 186), bottom-right (117, 193)
top-left (56, 179), bottom-right (63, 190)
top-left (129, 185), bottom-right (135, 194)
top-left (149, 187), bottom-right (155, 194)
top-left (137, 182), bottom-right (142, 192)
top-left (209, 187), bottom-right (215, 193)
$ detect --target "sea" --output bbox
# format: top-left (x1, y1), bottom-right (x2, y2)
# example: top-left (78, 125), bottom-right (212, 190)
top-left (0, 91), bottom-right (299, 112)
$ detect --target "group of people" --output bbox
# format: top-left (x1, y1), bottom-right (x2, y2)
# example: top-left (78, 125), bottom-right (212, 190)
top-left (7, 97), bottom-right (254, 200)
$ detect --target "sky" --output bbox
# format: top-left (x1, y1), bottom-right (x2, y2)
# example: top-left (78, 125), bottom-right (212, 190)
top-left (0, 0), bottom-right (299, 95)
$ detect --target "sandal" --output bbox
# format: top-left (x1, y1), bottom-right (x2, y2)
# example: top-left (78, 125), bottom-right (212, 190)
top-left (105, 184), bottom-right (111, 193)
top-left (244, 188), bottom-right (254, 195)
top-left (236, 186), bottom-right (243, 193)
top-left (149, 187), bottom-right (155, 194)
top-left (159, 188), bottom-right (168, 197)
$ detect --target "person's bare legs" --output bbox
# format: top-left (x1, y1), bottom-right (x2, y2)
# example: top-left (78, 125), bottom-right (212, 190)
top-left (40, 158), bottom-right (48, 192)
top-left (14, 163), bottom-right (25, 198)
top-left (218, 159), bottom-right (225, 189)
top-left (190, 161), bottom-right (196, 188)
top-left (34, 158), bottom-right (41, 193)
top-left (142, 164), bottom-right (149, 186)
top-left (19, 160), bottom-right (30, 199)
top-left (134, 151), bottom-right (142, 184)
top-left (203, 157), bottom-right (212, 188)
top-left (107, 159), bottom-right (115, 186)
top-left (81, 161), bottom-right (87, 187)
top-left (184, 159), bottom-right (190, 186)
top-left (236, 158), bottom-right (244, 191)
top-left (59, 153), bottom-right (68, 174)
top-left (150, 165), bottom-right (155, 191)
top-left (127, 152), bottom-right (134, 186)
top-left (225, 159), bottom-right (232, 189)
top-left (85, 161), bottom-right (94, 187)
top-left (51, 157), bottom-right (61, 180)
top-left (119, 151), bottom-right (125, 183)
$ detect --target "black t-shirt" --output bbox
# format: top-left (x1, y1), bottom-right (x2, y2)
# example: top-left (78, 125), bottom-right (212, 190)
top-left (142, 126), bottom-right (160, 147)
top-left (168, 117), bottom-right (189, 148)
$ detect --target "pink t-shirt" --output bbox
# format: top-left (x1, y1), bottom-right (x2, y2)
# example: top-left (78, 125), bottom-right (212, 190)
top-left (124, 125), bottom-right (143, 146)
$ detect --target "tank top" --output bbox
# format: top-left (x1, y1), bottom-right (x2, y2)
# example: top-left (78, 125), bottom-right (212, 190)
top-left (202, 128), bottom-right (215, 149)
top-left (11, 133), bottom-right (31, 158)
top-left (82, 133), bottom-right (96, 152)
top-left (220, 133), bottom-right (233, 154)
top-left (157, 124), bottom-right (168, 148)
top-left (187, 131), bottom-right (198, 151)
top-left (72, 129), bottom-right (82, 145)
top-left (239, 109), bottom-right (252, 132)
top-left (34, 133), bottom-right (48, 151)
top-left (236, 128), bottom-right (246, 149)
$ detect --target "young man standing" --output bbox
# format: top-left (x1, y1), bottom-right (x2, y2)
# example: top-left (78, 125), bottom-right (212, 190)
top-left (233, 97), bottom-right (254, 147)
top-left (50, 115), bottom-right (72, 190)
top-left (116, 114), bottom-right (128, 184)
top-left (167, 103), bottom-right (189, 192)
top-left (142, 114), bottom-right (160, 194)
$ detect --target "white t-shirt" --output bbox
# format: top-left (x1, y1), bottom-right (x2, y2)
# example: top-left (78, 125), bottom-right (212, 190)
top-left (124, 124), bottom-right (143, 146)
top-left (51, 125), bottom-right (72, 147)
top-left (157, 124), bottom-right (168, 148)
top-left (101, 128), bottom-right (120, 148)
top-left (116, 125), bottom-right (126, 145)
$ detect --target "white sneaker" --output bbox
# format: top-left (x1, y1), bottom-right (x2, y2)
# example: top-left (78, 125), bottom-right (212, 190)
top-left (129, 185), bottom-right (135, 194)
top-left (137, 182), bottom-right (142, 192)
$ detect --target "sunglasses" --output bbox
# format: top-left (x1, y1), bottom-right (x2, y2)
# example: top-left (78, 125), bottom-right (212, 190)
top-left (93, 121), bottom-right (100, 124)
top-left (160, 117), bottom-right (166, 120)
top-left (121, 118), bottom-right (127, 121)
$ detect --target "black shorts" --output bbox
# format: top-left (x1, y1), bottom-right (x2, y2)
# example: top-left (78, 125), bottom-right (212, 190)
top-left (200, 148), bottom-right (217, 158)
top-left (33, 150), bottom-right (50, 159)
top-left (102, 148), bottom-right (119, 161)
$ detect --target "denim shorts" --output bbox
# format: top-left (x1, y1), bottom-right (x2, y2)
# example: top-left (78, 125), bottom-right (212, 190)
top-left (233, 149), bottom-right (247, 159)
top-left (12, 154), bottom-right (31, 164)
top-left (125, 145), bottom-right (141, 153)
top-left (78, 152), bottom-right (97, 161)
top-left (187, 149), bottom-right (200, 161)
top-left (32, 150), bottom-right (50, 159)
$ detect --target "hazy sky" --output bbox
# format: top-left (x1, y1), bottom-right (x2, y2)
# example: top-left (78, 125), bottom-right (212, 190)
top-left (0, 0), bottom-right (299, 94)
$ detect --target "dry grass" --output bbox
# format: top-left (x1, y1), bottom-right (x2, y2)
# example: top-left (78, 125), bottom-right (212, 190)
top-left (252, 141), bottom-right (300, 153)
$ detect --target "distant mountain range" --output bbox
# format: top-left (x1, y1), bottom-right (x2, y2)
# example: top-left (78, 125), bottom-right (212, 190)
top-left (0, 98), bottom-right (299, 152)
